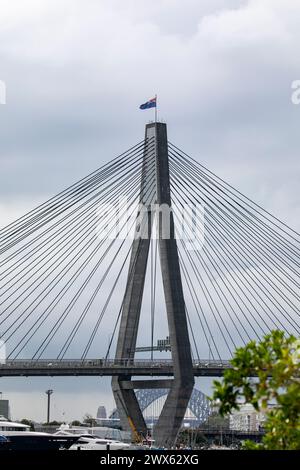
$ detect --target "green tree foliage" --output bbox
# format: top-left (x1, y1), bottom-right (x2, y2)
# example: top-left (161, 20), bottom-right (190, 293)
top-left (42, 420), bottom-right (62, 426)
top-left (201, 412), bottom-right (230, 430)
top-left (20, 419), bottom-right (35, 431)
top-left (71, 420), bottom-right (83, 426)
top-left (212, 331), bottom-right (300, 450)
top-left (83, 413), bottom-right (97, 427)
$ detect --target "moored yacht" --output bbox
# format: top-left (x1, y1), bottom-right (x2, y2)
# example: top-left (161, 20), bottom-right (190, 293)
top-left (0, 416), bottom-right (78, 450)
top-left (68, 435), bottom-right (131, 451)
top-left (55, 424), bottom-right (130, 450)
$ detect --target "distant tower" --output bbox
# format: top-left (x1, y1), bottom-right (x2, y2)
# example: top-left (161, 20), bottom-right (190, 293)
top-left (0, 392), bottom-right (10, 420)
top-left (96, 405), bottom-right (107, 420)
top-left (112, 122), bottom-right (194, 448)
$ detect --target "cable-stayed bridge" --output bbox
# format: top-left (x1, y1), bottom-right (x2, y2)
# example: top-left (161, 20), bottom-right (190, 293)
top-left (0, 122), bottom-right (299, 446)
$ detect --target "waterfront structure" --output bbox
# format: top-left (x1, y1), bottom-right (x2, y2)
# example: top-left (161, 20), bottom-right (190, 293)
top-left (0, 400), bottom-right (10, 420)
top-left (96, 406), bottom-right (107, 420)
top-left (110, 387), bottom-right (211, 429)
top-left (229, 404), bottom-right (266, 432)
top-left (0, 392), bottom-right (10, 420)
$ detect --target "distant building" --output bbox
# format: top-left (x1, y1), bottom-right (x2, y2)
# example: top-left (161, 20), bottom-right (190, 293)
top-left (96, 406), bottom-right (107, 420)
top-left (0, 399), bottom-right (10, 420)
top-left (229, 404), bottom-right (265, 432)
top-left (201, 412), bottom-right (230, 431)
top-left (96, 407), bottom-right (120, 429)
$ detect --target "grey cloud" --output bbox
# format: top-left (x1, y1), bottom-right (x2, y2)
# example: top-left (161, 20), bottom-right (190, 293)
top-left (0, 0), bottom-right (299, 420)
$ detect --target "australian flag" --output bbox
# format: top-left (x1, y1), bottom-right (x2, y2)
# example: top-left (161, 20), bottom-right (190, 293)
top-left (139, 97), bottom-right (157, 110)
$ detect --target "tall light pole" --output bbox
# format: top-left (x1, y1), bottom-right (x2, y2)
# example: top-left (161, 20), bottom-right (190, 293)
top-left (45, 389), bottom-right (53, 424)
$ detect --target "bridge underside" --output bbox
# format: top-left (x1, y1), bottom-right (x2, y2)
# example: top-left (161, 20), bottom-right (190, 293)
top-left (0, 361), bottom-right (234, 377)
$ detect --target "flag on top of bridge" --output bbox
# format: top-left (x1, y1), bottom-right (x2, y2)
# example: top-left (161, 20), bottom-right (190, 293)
top-left (139, 96), bottom-right (157, 110)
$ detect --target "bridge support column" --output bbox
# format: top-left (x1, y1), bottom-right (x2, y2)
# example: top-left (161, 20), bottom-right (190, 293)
top-left (112, 123), bottom-right (194, 447)
top-left (111, 125), bottom-right (155, 439)
top-left (152, 123), bottom-right (194, 447)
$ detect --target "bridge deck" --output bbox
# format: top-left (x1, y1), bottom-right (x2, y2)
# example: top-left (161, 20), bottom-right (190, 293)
top-left (0, 359), bottom-right (242, 377)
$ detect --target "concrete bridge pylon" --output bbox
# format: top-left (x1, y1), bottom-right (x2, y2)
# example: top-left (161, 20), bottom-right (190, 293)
top-left (112, 123), bottom-right (194, 448)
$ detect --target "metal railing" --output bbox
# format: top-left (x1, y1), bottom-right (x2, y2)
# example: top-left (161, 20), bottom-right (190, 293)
top-left (0, 359), bottom-right (232, 369)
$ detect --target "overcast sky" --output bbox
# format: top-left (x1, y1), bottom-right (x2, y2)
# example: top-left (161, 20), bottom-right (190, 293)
top-left (0, 0), bottom-right (300, 422)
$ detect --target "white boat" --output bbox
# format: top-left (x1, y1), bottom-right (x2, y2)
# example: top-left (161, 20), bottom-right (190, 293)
top-left (68, 436), bottom-right (131, 450)
top-left (55, 424), bottom-right (130, 450)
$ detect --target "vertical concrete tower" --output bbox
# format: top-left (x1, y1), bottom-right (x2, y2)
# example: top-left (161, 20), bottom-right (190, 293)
top-left (112, 123), bottom-right (194, 448)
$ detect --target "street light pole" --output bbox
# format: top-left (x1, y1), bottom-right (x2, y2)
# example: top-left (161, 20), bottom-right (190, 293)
top-left (45, 389), bottom-right (53, 424)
